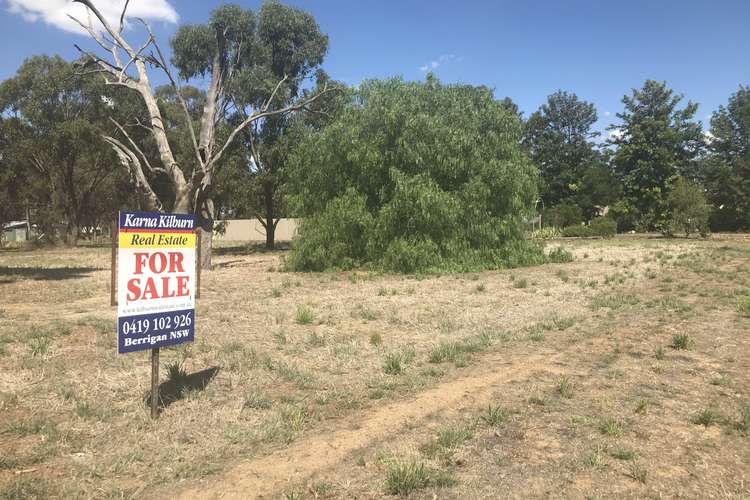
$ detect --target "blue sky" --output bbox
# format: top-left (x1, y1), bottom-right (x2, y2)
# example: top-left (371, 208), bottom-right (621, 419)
top-left (1, 0), bottom-right (747, 135)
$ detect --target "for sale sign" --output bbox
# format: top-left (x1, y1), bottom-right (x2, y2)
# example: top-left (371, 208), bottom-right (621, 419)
top-left (117, 211), bottom-right (196, 353)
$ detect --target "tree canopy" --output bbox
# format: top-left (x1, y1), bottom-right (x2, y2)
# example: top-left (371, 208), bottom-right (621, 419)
top-left (609, 80), bottom-right (703, 230)
top-left (285, 76), bottom-right (544, 273)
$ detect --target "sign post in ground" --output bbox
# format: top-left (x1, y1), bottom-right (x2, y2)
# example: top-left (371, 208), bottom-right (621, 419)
top-left (114, 211), bottom-right (197, 418)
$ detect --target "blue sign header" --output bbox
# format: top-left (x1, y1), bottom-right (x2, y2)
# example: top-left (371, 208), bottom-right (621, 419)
top-left (119, 211), bottom-right (195, 231)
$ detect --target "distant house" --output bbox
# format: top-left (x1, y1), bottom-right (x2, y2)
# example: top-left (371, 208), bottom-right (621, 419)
top-left (2, 221), bottom-right (32, 243)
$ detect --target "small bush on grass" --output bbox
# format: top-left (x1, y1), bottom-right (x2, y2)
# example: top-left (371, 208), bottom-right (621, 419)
top-left (385, 461), bottom-right (430, 495)
top-left (671, 333), bottom-right (691, 350)
top-left (294, 306), bottom-right (314, 325)
top-left (547, 246), bottom-right (574, 263)
top-left (691, 407), bottom-right (720, 427)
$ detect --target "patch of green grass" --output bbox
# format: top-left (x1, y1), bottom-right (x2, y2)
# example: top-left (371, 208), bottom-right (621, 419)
top-left (591, 293), bottom-right (640, 310)
top-left (421, 366), bottom-right (446, 378)
top-left (6, 415), bottom-right (58, 441)
top-left (294, 305), bottom-right (314, 325)
top-left (428, 337), bottom-right (487, 365)
top-left (654, 346), bottom-right (665, 360)
top-left (306, 331), bottom-right (326, 347)
top-left (370, 333), bottom-right (383, 346)
top-left (0, 476), bottom-right (50, 499)
top-left (737, 297), bottom-right (750, 318)
top-left (276, 361), bottom-right (315, 389)
top-left (556, 269), bottom-right (570, 282)
top-left (28, 336), bottom-right (50, 356)
top-left (385, 461), bottom-right (431, 495)
top-left (634, 399), bottom-right (651, 415)
top-left (271, 287), bottom-right (282, 298)
top-left (273, 331), bottom-right (287, 346)
top-left (737, 401), bottom-right (750, 434)
top-left (384, 350), bottom-right (415, 375)
top-left (548, 246), bottom-right (574, 263)
top-left (627, 463), bottom-right (648, 483)
top-left (691, 407), bottom-right (720, 427)
top-left (310, 480), bottom-right (334, 497)
top-left (557, 376), bottom-right (574, 399)
top-left (431, 468), bottom-right (457, 488)
top-left (482, 404), bottom-right (509, 426)
top-left (598, 418), bottom-right (624, 437)
top-left (436, 424), bottom-right (472, 449)
top-left (474, 283), bottom-right (486, 293)
top-left (359, 307), bottom-right (378, 321)
top-left (583, 446), bottom-right (605, 468)
top-left (513, 278), bottom-right (528, 289)
top-left (244, 391), bottom-right (272, 410)
top-left (670, 333), bottom-right (691, 350)
top-left (610, 448), bottom-right (635, 460)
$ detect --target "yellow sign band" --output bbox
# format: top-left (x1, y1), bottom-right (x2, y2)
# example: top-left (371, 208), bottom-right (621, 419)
top-left (119, 232), bottom-right (196, 249)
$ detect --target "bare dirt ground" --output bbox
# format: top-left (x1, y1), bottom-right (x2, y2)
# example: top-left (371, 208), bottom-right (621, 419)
top-left (0, 235), bottom-right (748, 499)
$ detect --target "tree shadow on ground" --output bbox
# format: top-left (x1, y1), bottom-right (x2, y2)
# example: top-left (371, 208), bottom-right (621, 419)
top-left (144, 366), bottom-right (220, 412)
top-left (0, 266), bottom-right (101, 281)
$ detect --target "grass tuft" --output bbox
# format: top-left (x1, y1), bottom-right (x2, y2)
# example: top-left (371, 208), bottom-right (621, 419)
top-left (670, 333), bottom-right (691, 350)
top-left (294, 306), bottom-right (314, 325)
top-left (557, 376), bottom-right (574, 399)
top-left (482, 404), bottom-right (509, 426)
top-left (385, 461), bottom-right (430, 496)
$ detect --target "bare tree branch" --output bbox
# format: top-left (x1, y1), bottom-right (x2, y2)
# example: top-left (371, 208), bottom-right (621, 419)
top-left (209, 83), bottom-right (339, 171)
top-left (119, 0), bottom-right (131, 33)
top-left (103, 136), bottom-right (163, 211)
top-left (108, 117), bottom-right (165, 175)
top-left (136, 17), bottom-right (203, 171)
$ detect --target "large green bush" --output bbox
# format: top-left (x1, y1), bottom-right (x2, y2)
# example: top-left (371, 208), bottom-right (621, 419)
top-left (285, 77), bottom-right (544, 273)
top-left (561, 217), bottom-right (617, 238)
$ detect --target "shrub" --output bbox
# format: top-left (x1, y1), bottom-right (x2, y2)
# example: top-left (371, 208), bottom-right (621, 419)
top-left (589, 216), bottom-right (617, 237)
top-left (562, 217), bottom-right (616, 238)
top-left (547, 246), bottom-right (574, 263)
top-left (562, 224), bottom-right (593, 237)
top-left (543, 201), bottom-right (583, 228)
top-left (286, 77), bottom-right (543, 273)
top-left (663, 177), bottom-right (710, 237)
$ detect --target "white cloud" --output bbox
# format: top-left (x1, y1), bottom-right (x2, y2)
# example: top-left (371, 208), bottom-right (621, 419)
top-left (419, 53), bottom-right (459, 72)
top-left (603, 111), bottom-right (611, 117)
top-left (607, 129), bottom-right (624, 141)
top-left (703, 130), bottom-right (715, 144)
top-left (6, 0), bottom-right (178, 35)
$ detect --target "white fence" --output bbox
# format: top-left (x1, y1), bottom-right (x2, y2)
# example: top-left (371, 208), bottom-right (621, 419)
top-left (215, 218), bottom-right (300, 242)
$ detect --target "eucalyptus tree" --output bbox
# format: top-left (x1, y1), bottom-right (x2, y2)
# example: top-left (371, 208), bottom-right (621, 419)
top-left (0, 55), bottom-right (133, 245)
top-left (70, 0), bottom-right (335, 267)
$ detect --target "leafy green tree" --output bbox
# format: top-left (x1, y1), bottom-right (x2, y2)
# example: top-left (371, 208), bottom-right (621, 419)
top-left (0, 55), bottom-right (133, 245)
top-left (701, 85), bottom-right (749, 230)
top-left (523, 91), bottom-right (604, 209)
top-left (664, 177), bottom-right (710, 237)
top-left (609, 80), bottom-right (704, 230)
top-left (286, 77), bottom-right (544, 273)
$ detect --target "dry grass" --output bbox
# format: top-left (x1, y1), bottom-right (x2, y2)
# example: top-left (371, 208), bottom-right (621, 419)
top-left (0, 235), bottom-right (748, 498)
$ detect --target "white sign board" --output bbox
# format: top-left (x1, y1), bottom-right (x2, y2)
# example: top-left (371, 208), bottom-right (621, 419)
top-left (117, 211), bottom-right (196, 353)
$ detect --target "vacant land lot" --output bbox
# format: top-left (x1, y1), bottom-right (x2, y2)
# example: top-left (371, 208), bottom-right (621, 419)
top-left (0, 236), bottom-right (748, 499)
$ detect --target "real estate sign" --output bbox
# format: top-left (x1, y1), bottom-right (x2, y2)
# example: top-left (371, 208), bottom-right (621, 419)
top-left (117, 211), bottom-right (196, 353)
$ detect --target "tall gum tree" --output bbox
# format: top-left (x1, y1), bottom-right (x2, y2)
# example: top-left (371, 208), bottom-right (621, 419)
top-left (172, 1), bottom-right (329, 250)
top-left (70, 0), bottom-right (336, 267)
